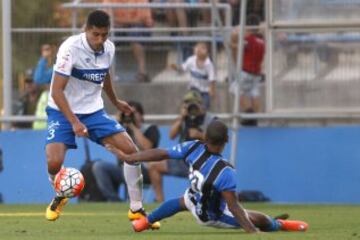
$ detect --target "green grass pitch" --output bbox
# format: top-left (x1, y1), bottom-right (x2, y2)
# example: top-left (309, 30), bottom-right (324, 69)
top-left (0, 203), bottom-right (359, 240)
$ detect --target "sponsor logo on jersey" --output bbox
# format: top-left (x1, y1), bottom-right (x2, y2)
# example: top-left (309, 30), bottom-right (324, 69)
top-left (71, 67), bottom-right (108, 84)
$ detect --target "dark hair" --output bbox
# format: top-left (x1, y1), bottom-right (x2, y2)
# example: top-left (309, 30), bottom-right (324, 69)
top-left (205, 120), bottom-right (228, 146)
top-left (128, 101), bottom-right (144, 115)
top-left (86, 10), bottom-right (110, 29)
top-left (246, 13), bottom-right (261, 26)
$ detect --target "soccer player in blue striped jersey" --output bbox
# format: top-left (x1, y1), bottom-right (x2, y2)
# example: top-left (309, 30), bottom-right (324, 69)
top-left (45, 10), bottom-right (159, 229)
top-left (107, 120), bottom-right (308, 233)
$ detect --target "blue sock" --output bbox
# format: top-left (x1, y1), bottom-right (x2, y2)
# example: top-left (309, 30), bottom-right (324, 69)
top-left (148, 198), bottom-right (184, 223)
top-left (263, 216), bottom-right (281, 232)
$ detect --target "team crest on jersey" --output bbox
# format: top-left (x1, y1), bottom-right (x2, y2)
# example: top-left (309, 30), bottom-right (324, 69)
top-left (85, 57), bottom-right (91, 63)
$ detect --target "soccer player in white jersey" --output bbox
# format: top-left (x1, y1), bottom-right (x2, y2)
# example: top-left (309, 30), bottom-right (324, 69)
top-left (45, 10), bottom-right (159, 229)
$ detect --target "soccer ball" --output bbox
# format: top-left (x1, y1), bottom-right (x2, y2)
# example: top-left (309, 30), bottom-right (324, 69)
top-left (54, 168), bottom-right (85, 198)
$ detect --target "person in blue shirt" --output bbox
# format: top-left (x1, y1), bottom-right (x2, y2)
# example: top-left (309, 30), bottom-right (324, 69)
top-left (33, 44), bottom-right (55, 86)
top-left (107, 120), bottom-right (308, 233)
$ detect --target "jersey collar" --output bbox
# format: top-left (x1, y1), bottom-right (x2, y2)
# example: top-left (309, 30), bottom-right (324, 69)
top-left (81, 32), bottom-right (105, 56)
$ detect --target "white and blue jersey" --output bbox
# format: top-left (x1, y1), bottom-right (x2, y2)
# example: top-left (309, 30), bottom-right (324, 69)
top-left (48, 32), bottom-right (115, 114)
top-left (46, 33), bottom-right (124, 149)
top-left (181, 55), bottom-right (215, 94)
top-left (167, 140), bottom-right (238, 227)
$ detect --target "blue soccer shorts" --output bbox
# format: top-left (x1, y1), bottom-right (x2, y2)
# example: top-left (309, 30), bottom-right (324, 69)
top-left (46, 107), bottom-right (125, 149)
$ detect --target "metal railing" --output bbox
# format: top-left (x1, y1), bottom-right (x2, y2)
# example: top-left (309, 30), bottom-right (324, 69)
top-left (3, 1), bottom-right (232, 126)
top-left (5, 1), bottom-right (360, 165)
top-left (4, 112), bottom-right (360, 124)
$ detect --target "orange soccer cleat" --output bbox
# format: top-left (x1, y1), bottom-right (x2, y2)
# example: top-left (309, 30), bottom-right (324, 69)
top-left (128, 208), bottom-right (160, 230)
top-left (132, 217), bottom-right (151, 232)
top-left (277, 219), bottom-right (309, 232)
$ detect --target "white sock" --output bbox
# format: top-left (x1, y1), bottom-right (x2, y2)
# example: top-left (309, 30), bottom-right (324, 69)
top-left (48, 174), bottom-right (56, 187)
top-left (124, 162), bottom-right (143, 211)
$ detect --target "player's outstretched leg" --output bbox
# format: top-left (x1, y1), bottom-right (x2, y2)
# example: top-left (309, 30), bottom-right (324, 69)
top-left (247, 210), bottom-right (308, 232)
top-left (132, 198), bottom-right (186, 232)
top-left (45, 143), bottom-right (68, 221)
top-left (129, 208), bottom-right (161, 231)
top-left (277, 219), bottom-right (308, 231)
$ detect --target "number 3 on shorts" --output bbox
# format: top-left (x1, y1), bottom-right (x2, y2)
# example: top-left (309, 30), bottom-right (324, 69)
top-left (47, 128), bottom-right (56, 140)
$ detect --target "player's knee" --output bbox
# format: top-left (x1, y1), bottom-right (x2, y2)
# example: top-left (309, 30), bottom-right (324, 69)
top-left (46, 153), bottom-right (64, 175)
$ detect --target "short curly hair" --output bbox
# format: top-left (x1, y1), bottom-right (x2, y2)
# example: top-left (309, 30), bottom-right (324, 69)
top-left (86, 10), bottom-right (110, 29)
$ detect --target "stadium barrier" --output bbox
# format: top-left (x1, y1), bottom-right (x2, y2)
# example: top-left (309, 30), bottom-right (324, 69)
top-left (1, 126), bottom-right (360, 204)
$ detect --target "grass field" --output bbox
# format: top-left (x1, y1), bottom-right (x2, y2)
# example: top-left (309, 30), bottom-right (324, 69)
top-left (0, 203), bottom-right (359, 240)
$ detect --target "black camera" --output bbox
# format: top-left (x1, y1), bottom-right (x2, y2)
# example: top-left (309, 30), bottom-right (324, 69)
top-left (119, 113), bottom-right (136, 137)
top-left (120, 113), bottom-right (135, 125)
top-left (184, 102), bottom-right (205, 129)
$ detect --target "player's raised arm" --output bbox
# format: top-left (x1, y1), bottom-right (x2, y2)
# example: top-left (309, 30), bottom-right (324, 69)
top-left (106, 144), bottom-right (169, 164)
top-left (51, 73), bottom-right (88, 137)
top-left (221, 191), bottom-right (260, 233)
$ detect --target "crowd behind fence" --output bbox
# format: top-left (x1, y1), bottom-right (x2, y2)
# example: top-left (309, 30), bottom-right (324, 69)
top-left (3, 0), bottom-right (360, 126)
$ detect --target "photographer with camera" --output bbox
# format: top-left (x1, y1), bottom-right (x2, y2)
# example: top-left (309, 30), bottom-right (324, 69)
top-left (147, 91), bottom-right (216, 202)
top-left (92, 101), bottom-right (160, 201)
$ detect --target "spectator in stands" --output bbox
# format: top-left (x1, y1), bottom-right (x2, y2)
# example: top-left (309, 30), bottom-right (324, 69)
top-left (171, 42), bottom-right (216, 109)
top-left (13, 73), bottom-right (40, 129)
top-left (200, 1), bottom-right (264, 26)
top-left (53, 3), bottom-right (72, 28)
top-left (33, 44), bottom-right (55, 88)
top-left (200, 0), bottom-right (240, 26)
top-left (104, 0), bottom-right (154, 82)
top-left (152, 0), bottom-right (196, 61)
top-left (32, 84), bottom-right (50, 130)
top-left (32, 44), bottom-right (56, 129)
top-left (92, 101), bottom-right (160, 201)
top-left (229, 14), bottom-right (265, 125)
top-left (152, 0), bottom-right (189, 35)
top-left (147, 91), bottom-right (216, 202)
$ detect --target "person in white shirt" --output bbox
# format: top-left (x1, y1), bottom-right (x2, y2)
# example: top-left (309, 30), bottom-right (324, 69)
top-left (44, 10), bottom-right (160, 230)
top-left (171, 42), bottom-right (216, 109)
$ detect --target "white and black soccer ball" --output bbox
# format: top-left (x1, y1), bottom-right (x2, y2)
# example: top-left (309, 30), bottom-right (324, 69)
top-left (54, 167), bottom-right (85, 198)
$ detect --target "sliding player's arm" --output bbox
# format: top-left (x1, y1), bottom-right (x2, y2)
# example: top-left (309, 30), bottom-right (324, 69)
top-left (107, 140), bottom-right (198, 164)
top-left (222, 191), bottom-right (259, 233)
top-left (106, 145), bottom-right (169, 164)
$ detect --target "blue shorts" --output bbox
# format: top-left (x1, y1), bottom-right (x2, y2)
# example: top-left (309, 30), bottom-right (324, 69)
top-left (46, 107), bottom-right (125, 149)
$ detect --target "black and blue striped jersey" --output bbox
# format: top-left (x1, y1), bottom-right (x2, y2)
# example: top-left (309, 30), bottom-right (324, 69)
top-left (167, 140), bottom-right (237, 221)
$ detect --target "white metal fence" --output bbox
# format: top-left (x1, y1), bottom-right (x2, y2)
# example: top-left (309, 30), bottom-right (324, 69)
top-left (267, 0), bottom-right (360, 112)
top-left (4, 0), bottom-right (360, 164)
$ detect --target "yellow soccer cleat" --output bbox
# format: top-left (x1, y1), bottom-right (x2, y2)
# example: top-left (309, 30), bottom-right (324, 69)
top-left (128, 208), bottom-right (161, 230)
top-left (46, 196), bottom-right (69, 221)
